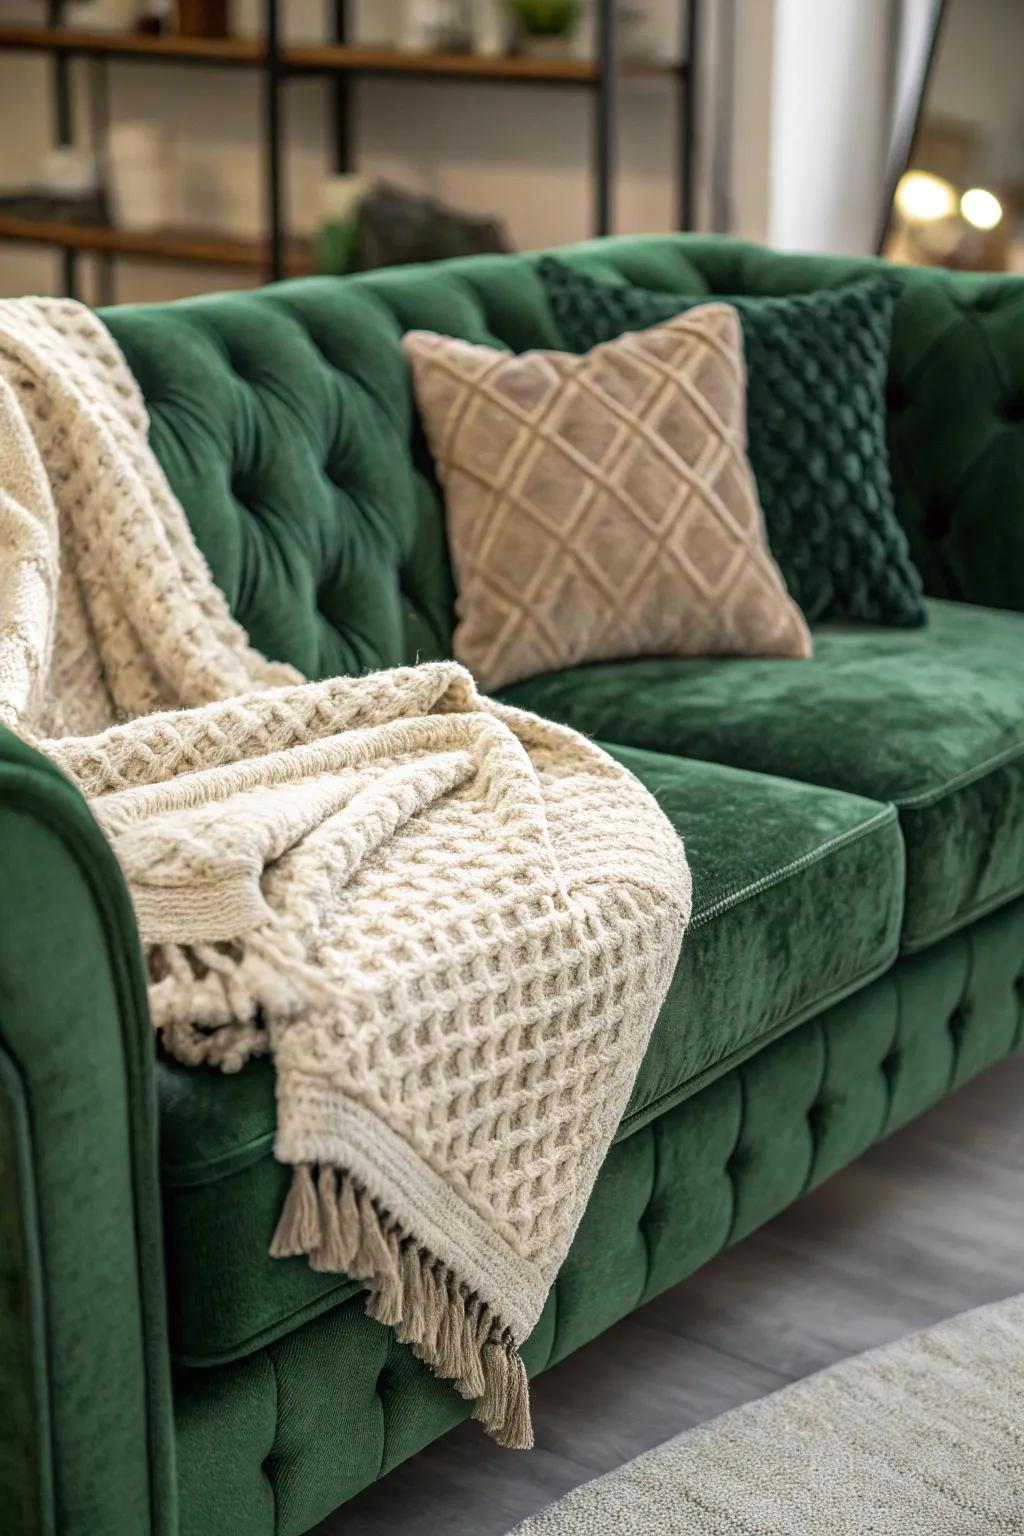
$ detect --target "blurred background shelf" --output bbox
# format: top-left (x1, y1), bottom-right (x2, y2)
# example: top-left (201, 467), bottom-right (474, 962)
top-left (0, 23), bottom-right (684, 83)
top-left (0, 22), bottom-right (263, 64)
top-left (0, 210), bottom-right (312, 274)
top-left (0, 1), bottom-right (698, 301)
top-left (282, 42), bottom-right (684, 85)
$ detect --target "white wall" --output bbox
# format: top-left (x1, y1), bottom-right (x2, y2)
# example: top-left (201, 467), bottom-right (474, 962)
top-left (727, 0), bottom-right (777, 242)
top-left (768, 0), bottom-right (896, 254)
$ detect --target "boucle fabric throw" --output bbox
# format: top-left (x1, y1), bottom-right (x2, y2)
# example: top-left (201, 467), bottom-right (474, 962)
top-left (403, 307), bottom-right (811, 692)
top-left (0, 298), bottom-right (690, 1447)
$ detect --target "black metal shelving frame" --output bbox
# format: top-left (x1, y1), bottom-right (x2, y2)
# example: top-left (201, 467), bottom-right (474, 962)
top-left (1, 0), bottom-right (700, 299)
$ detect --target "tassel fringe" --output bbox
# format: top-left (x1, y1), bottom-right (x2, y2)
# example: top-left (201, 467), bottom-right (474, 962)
top-left (270, 1162), bottom-right (534, 1450)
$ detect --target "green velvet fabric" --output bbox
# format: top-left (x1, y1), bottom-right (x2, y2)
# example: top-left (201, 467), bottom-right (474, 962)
top-left (101, 236), bottom-right (1018, 1382)
top-left (538, 257), bottom-right (924, 626)
top-left (0, 1068), bottom-right (49, 1535)
top-left (172, 894), bottom-right (1024, 1536)
top-left (610, 746), bottom-right (902, 1134)
top-left (1, 237), bottom-right (1019, 1536)
top-left (506, 599), bottom-right (1024, 952)
top-left (12, 238), bottom-right (1001, 1536)
top-left (0, 727), bottom-right (176, 1536)
top-left (158, 750), bottom-right (902, 1366)
top-left (100, 236), bottom-right (1024, 697)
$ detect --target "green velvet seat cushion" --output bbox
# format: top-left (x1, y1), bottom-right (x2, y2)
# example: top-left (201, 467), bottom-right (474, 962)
top-left (158, 752), bottom-right (902, 1366)
top-left (538, 256), bottom-right (925, 627)
top-left (171, 896), bottom-right (1024, 1536)
top-left (505, 599), bottom-right (1024, 953)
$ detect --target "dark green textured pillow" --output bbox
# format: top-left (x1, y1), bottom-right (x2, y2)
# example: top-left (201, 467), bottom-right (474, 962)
top-left (537, 256), bottom-right (925, 627)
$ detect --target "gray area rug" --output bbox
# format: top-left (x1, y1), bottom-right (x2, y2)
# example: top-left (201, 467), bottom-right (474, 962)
top-left (510, 1294), bottom-right (1024, 1534)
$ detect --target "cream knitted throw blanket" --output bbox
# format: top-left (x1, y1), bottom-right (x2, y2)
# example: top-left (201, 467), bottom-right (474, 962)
top-left (0, 298), bottom-right (691, 1447)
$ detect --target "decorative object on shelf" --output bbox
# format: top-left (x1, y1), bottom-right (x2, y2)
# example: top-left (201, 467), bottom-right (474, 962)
top-left (470, 0), bottom-right (512, 57)
top-left (397, 0), bottom-right (470, 52)
top-left (511, 0), bottom-right (583, 59)
top-left (39, 144), bottom-right (101, 207)
top-left (314, 172), bottom-right (370, 274)
top-left (175, 0), bottom-right (228, 37)
top-left (65, 0), bottom-right (142, 28)
top-left (0, 143), bottom-right (105, 229)
top-left (320, 172), bottom-right (372, 224)
top-left (137, 0), bottom-right (173, 35)
top-left (0, 187), bottom-right (107, 226)
top-left (106, 119), bottom-right (172, 232)
top-left (315, 180), bottom-right (512, 275)
top-left (618, 1), bottom-right (661, 61)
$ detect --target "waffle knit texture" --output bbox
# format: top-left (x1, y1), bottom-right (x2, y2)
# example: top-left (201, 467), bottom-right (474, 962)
top-left (0, 297), bottom-right (691, 1446)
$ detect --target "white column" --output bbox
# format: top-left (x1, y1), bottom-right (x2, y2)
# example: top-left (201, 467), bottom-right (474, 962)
top-left (767, 0), bottom-right (897, 254)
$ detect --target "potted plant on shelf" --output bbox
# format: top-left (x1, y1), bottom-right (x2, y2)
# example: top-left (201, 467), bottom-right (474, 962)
top-left (511, 0), bottom-right (583, 60)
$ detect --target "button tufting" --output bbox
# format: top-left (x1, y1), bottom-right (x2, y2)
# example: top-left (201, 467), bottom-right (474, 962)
top-left (881, 1048), bottom-right (901, 1078)
top-left (922, 500), bottom-right (953, 541)
top-left (947, 1002), bottom-right (972, 1035)
top-left (806, 1101), bottom-right (828, 1137)
top-left (885, 382), bottom-right (907, 413)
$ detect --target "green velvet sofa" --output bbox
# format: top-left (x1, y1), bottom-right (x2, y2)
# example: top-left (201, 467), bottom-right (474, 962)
top-left (2, 235), bottom-right (1023, 1536)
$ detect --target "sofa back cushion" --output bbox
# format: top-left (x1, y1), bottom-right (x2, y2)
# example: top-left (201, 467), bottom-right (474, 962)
top-left (102, 238), bottom-right (1023, 680)
top-left (666, 239), bottom-right (1024, 616)
top-left (101, 251), bottom-right (709, 681)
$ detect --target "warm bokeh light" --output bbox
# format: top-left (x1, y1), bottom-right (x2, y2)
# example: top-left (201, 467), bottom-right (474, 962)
top-left (894, 170), bottom-right (958, 223)
top-left (960, 187), bottom-right (1004, 231)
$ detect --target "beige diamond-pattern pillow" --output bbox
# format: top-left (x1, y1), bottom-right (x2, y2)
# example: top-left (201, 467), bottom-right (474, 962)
top-left (403, 305), bottom-right (811, 691)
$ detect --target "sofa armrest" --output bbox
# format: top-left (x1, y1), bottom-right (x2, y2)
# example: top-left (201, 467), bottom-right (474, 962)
top-left (0, 727), bottom-right (176, 1536)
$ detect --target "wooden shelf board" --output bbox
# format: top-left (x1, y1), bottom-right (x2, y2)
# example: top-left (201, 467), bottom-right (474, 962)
top-left (0, 23), bottom-right (263, 63)
top-left (0, 24), bottom-right (684, 82)
top-left (0, 213), bottom-right (312, 274)
top-left (284, 42), bottom-right (683, 83)
top-left (0, 25), bottom-right (684, 281)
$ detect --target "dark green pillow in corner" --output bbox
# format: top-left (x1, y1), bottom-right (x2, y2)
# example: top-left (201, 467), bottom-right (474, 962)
top-left (537, 256), bottom-right (926, 627)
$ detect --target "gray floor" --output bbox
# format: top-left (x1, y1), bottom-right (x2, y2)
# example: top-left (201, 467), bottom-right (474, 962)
top-left (317, 1052), bottom-right (1024, 1536)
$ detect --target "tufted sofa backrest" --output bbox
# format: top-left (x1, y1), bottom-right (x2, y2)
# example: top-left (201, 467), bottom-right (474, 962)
top-left (102, 236), bottom-right (1024, 680)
